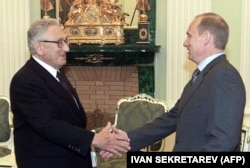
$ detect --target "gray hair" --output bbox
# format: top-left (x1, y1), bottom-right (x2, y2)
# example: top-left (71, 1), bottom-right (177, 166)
top-left (27, 19), bottom-right (60, 55)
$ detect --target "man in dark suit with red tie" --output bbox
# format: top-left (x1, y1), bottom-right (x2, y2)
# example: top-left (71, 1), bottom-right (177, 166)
top-left (10, 18), bottom-right (130, 168)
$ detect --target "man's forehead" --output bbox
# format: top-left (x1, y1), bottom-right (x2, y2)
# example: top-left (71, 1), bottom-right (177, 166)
top-left (46, 26), bottom-right (66, 37)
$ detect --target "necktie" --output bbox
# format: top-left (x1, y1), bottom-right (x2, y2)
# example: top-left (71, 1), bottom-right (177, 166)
top-left (57, 71), bottom-right (74, 96)
top-left (192, 68), bottom-right (200, 83)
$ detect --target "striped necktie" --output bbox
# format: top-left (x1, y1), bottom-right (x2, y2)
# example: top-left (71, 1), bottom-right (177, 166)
top-left (192, 69), bottom-right (200, 83)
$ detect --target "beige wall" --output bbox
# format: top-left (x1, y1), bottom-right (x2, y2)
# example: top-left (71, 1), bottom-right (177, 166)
top-left (30, 0), bottom-right (41, 23)
top-left (212, 0), bottom-right (242, 67)
top-left (0, 0), bottom-right (30, 97)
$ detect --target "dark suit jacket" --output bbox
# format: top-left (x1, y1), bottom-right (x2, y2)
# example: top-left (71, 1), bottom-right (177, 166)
top-left (128, 55), bottom-right (246, 151)
top-left (10, 57), bottom-right (94, 168)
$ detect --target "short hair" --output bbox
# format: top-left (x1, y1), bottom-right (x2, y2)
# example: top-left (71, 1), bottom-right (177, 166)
top-left (195, 12), bottom-right (229, 50)
top-left (27, 19), bottom-right (60, 55)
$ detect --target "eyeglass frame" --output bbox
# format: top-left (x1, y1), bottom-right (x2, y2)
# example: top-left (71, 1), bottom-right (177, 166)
top-left (39, 38), bottom-right (69, 48)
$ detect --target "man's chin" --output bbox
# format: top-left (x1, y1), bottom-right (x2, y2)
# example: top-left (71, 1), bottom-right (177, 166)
top-left (60, 59), bottom-right (67, 66)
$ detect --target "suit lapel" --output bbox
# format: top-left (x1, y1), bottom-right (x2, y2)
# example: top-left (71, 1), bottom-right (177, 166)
top-left (177, 55), bottom-right (227, 115)
top-left (28, 58), bottom-right (85, 117)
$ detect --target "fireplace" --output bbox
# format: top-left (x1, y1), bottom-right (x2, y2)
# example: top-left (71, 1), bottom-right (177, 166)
top-left (64, 44), bottom-right (160, 129)
top-left (65, 66), bottom-right (139, 114)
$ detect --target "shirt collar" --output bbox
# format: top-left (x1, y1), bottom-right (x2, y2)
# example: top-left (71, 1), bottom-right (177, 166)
top-left (198, 52), bottom-right (224, 71)
top-left (32, 55), bottom-right (58, 79)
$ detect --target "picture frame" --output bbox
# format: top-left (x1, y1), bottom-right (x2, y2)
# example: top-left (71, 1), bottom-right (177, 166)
top-left (40, 0), bottom-right (57, 19)
top-left (40, 0), bottom-right (73, 24)
top-left (57, 0), bottom-right (74, 24)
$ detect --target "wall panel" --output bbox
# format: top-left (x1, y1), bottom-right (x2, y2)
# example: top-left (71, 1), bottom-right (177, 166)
top-left (241, 0), bottom-right (250, 125)
top-left (0, 0), bottom-right (30, 97)
top-left (165, 0), bottom-right (211, 105)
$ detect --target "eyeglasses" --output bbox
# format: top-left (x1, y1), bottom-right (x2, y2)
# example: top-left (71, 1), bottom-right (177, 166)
top-left (40, 38), bottom-right (69, 48)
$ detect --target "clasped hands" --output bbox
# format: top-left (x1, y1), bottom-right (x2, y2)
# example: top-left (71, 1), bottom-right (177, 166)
top-left (92, 122), bottom-right (130, 158)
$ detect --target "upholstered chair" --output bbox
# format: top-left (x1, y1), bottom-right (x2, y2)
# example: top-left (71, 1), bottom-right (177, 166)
top-left (241, 126), bottom-right (250, 151)
top-left (0, 96), bottom-right (15, 167)
top-left (93, 93), bottom-right (168, 168)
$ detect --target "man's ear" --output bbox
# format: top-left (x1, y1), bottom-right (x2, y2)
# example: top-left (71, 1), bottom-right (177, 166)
top-left (33, 42), bottom-right (44, 55)
top-left (202, 31), bottom-right (212, 46)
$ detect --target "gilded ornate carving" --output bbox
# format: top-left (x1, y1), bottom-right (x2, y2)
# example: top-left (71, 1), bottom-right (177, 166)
top-left (64, 0), bottom-right (126, 45)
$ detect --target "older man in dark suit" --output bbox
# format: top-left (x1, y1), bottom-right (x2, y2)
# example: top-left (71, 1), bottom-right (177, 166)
top-left (10, 18), bottom-right (130, 168)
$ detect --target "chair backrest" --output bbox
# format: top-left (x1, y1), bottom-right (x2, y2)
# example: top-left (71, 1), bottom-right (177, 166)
top-left (115, 93), bottom-right (167, 131)
top-left (0, 96), bottom-right (13, 160)
top-left (241, 125), bottom-right (250, 151)
top-left (0, 96), bottom-right (11, 142)
top-left (94, 94), bottom-right (168, 168)
top-left (114, 93), bottom-right (168, 151)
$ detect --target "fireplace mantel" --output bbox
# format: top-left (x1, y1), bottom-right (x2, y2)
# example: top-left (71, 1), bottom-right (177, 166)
top-left (68, 44), bottom-right (160, 53)
top-left (66, 44), bottom-right (160, 66)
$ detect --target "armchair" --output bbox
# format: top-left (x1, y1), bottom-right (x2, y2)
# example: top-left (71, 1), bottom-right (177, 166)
top-left (241, 125), bottom-right (250, 151)
top-left (115, 93), bottom-right (168, 152)
top-left (94, 93), bottom-right (168, 167)
top-left (0, 96), bottom-right (15, 167)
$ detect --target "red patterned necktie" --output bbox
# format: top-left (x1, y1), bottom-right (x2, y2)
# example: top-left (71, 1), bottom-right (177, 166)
top-left (57, 71), bottom-right (74, 96)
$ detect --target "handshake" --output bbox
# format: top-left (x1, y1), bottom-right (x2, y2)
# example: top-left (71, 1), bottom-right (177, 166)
top-left (91, 122), bottom-right (130, 158)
